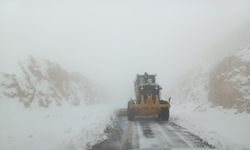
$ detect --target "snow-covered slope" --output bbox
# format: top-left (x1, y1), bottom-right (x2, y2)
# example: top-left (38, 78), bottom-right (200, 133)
top-left (172, 45), bottom-right (250, 111)
top-left (0, 97), bottom-right (115, 150)
top-left (171, 45), bottom-right (250, 149)
top-left (0, 56), bottom-right (116, 150)
top-left (171, 64), bottom-right (211, 107)
top-left (0, 56), bottom-right (98, 107)
top-left (209, 46), bottom-right (250, 111)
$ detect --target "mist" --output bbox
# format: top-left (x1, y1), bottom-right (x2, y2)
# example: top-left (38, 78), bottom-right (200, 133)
top-left (1, 0), bottom-right (250, 102)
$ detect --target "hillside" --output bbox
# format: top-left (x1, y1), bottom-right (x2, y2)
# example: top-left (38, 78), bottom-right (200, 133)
top-left (209, 46), bottom-right (250, 111)
top-left (172, 45), bottom-right (250, 112)
top-left (0, 56), bottom-right (115, 150)
top-left (171, 45), bottom-right (250, 149)
top-left (0, 56), bottom-right (98, 107)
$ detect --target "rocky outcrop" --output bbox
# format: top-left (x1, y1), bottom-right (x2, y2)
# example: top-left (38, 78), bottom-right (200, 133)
top-left (0, 56), bottom-right (96, 107)
top-left (208, 46), bottom-right (250, 112)
top-left (171, 45), bottom-right (250, 112)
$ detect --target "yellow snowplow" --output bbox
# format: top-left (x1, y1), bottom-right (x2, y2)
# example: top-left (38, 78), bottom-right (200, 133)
top-left (127, 73), bottom-right (171, 121)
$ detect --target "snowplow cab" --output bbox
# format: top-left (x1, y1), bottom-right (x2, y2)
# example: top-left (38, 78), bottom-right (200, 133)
top-left (127, 72), bottom-right (171, 121)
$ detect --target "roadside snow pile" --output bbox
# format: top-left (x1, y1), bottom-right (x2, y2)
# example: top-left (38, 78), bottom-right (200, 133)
top-left (171, 45), bottom-right (250, 150)
top-left (0, 97), bottom-right (116, 150)
top-left (172, 105), bottom-right (250, 150)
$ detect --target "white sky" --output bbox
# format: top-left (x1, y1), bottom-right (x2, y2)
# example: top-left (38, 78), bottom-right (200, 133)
top-left (1, 0), bottom-right (250, 101)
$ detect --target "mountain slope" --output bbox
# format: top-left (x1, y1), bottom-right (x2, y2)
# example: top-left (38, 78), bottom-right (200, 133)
top-left (0, 56), bottom-right (97, 107)
top-left (170, 45), bottom-right (250, 150)
top-left (0, 56), bottom-right (116, 150)
top-left (209, 46), bottom-right (250, 111)
top-left (172, 45), bottom-right (250, 112)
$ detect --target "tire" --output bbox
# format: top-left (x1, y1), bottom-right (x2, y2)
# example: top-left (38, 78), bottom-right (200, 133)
top-left (127, 101), bottom-right (135, 121)
top-left (128, 109), bottom-right (135, 121)
top-left (158, 108), bottom-right (169, 121)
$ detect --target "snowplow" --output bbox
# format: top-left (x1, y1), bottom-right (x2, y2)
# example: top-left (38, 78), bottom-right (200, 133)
top-left (127, 72), bottom-right (171, 121)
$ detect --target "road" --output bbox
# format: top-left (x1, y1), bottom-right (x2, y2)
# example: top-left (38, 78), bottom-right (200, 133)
top-left (91, 117), bottom-right (213, 150)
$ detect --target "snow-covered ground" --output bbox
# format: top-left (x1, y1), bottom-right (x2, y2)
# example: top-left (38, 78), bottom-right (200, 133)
top-left (170, 45), bottom-right (250, 150)
top-left (0, 56), bottom-right (120, 150)
top-left (1, 48), bottom-right (249, 150)
top-left (172, 104), bottom-right (250, 150)
top-left (0, 97), bottom-right (116, 150)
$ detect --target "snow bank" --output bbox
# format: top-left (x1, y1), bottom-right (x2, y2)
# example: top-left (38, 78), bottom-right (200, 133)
top-left (171, 104), bottom-right (250, 150)
top-left (0, 97), bottom-right (116, 150)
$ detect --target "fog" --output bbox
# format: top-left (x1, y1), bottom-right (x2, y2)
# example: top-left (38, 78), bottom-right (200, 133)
top-left (1, 0), bottom-right (250, 101)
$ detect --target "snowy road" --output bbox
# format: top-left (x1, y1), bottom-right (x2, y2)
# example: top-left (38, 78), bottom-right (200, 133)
top-left (91, 117), bottom-right (213, 150)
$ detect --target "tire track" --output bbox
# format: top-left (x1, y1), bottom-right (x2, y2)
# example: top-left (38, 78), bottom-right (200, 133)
top-left (137, 121), bottom-right (171, 149)
top-left (158, 122), bottom-right (193, 148)
top-left (91, 117), bottom-right (213, 150)
top-left (121, 121), bottom-right (139, 150)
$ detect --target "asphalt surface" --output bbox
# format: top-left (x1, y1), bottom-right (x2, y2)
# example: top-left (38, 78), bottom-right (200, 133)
top-left (91, 117), bottom-right (213, 150)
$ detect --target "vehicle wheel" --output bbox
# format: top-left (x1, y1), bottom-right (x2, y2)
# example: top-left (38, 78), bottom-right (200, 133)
top-left (127, 101), bottom-right (135, 121)
top-left (128, 109), bottom-right (135, 121)
top-left (158, 108), bottom-right (169, 121)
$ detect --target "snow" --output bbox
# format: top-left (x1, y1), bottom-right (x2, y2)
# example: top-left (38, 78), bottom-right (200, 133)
top-left (170, 45), bottom-right (250, 150)
top-left (0, 97), bottom-right (116, 150)
top-left (0, 56), bottom-right (119, 150)
top-left (236, 45), bottom-right (250, 62)
top-left (1, 48), bottom-right (250, 150)
top-left (0, 56), bottom-right (103, 107)
top-left (172, 104), bottom-right (250, 150)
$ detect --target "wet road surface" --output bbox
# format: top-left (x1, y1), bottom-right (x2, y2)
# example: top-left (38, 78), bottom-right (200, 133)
top-left (91, 117), bottom-right (214, 150)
